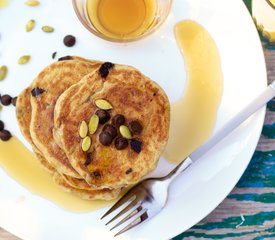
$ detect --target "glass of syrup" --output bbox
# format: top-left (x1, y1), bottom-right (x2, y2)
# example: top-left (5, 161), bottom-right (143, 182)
top-left (72, 0), bottom-right (173, 42)
top-left (252, 0), bottom-right (275, 44)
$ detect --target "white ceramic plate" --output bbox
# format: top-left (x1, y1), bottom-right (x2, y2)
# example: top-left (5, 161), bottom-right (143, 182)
top-left (0, 0), bottom-right (266, 239)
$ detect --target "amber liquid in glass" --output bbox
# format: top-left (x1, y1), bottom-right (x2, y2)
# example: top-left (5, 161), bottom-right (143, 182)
top-left (253, 0), bottom-right (275, 43)
top-left (86, 0), bottom-right (157, 39)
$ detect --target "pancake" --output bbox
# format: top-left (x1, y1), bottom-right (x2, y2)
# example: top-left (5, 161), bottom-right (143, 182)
top-left (60, 174), bottom-right (96, 190)
top-left (16, 56), bottom-right (95, 145)
top-left (29, 58), bottom-right (102, 178)
top-left (16, 57), bottom-right (101, 176)
top-left (16, 87), bottom-right (33, 144)
top-left (35, 151), bottom-right (56, 174)
top-left (53, 173), bottom-right (122, 200)
top-left (54, 63), bottom-right (170, 189)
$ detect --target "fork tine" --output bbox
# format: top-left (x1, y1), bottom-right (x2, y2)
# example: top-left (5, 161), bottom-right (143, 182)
top-left (109, 205), bottom-right (142, 230)
top-left (105, 198), bottom-right (140, 226)
top-left (101, 193), bottom-right (136, 220)
top-left (114, 211), bottom-right (149, 237)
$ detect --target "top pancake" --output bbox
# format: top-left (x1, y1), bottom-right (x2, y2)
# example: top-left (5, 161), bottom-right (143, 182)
top-left (16, 57), bottom-right (96, 145)
top-left (29, 57), bottom-right (102, 178)
top-left (53, 63), bottom-right (170, 189)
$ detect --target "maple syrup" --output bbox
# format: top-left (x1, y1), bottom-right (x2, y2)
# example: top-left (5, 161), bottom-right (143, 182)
top-left (0, 0), bottom-right (10, 8)
top-left (0, 138), bottom-right (112, 212)
top-left (86, 0), bottom-right (157, 39)
top-left (164, 20), bottom-right (223, 163)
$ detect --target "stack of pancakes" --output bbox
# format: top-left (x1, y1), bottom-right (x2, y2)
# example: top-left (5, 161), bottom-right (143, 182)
top-left (16, 56), bottom-right (170, 200)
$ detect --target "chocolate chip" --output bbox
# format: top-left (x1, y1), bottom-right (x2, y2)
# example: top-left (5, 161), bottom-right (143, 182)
top-left (99, 62), bottom-right (114, 78)
top-left (140, 212), bottom-right (149, 221)
top-left (96, 109), bottom-right (110, 124)
top-left (112, 114), bottom-right (125, 128)
top-left (63, 35), bottom-right (76, 47)
top-left (12, 97), bottom-right (17, 106)
top-left (126, 168), bottom-right (133, 174)
top-left (31, 88), bottom-right (45, 97)
top-left (58, 55), bottom-right (73, 61)
top-left (0, 130), bottom-right (12, 141)
top-left (52, 51), bottom-right (57, 59)
top-left (103, 124), bottom-right (117, 139)
top-left (84, 152), bottom-right (93, 166)
top-left (0, 120), bottom-right (4, 131)
top-left (99, 131), bottom-right (113, 146)
top-left (0, 94), bottom-right (12, 106)
top-left (130, 139), bottom-right (142, 153)
top-left (129, 120), bottom-right (143, 135)
top-left (91, 171), bottom-right (101, 179)
top-left (115, 137), bottom-right (128, 150)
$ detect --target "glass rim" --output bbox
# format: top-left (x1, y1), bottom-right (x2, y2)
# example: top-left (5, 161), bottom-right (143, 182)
top-left (72, 0), bottom-right (173, 43)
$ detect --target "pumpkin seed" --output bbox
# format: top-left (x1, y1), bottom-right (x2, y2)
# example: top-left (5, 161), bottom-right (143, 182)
top-left (79, 121), bottom-right (88, 138)
top-left (26, 19), bottom-right (35, 32)
top-left (95, 99), bottom-right (113, 110)
top-left (18, 55), bottom-right (31, 65)
top-left (25, 0), bottom-right (40, 7)
top-left (89, 114), bottom-right (99, 135)
top-left (42, 26), bottom-right (54, 33)
top-left (0, 65), bottom-right (8, 81)
top-left (82, 136), bottom-right (91, 152)
top-left (119, 125), bottom-right (132, 139)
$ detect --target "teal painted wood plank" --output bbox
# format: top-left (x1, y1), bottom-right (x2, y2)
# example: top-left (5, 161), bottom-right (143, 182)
top-left (228, 192), bottom-right (275, 203)
top-left (173, 226), bottom-right (275, 239)
top-left (243, 0), bottom-right (252, 12)
top-left (262, 124), bottom-right (275, 138)
top-left (191, 212), bottom-right (275, 230)
top-left (236, 151), bottom-right (275, 188)
top-left (253, 232), bottom-right (275, 240)
top-left (267, 100), bottom-right (275, 112)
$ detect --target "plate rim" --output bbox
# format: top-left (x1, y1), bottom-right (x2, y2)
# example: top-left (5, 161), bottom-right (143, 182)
top-left (0, 0), bottom-right (268, 239)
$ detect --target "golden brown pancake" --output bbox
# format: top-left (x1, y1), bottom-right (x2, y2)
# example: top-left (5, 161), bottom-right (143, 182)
top-left (16, 87), bottom-right (33, 144)
top-left (53, 173), bottom-right (122, 200)
top-left (60, 174), bottom-right (95, 190)
top-left (29, 58), bottom-right (102, 178)
top-left (35, 151), bottom-right (56, 174)
top-left (16, 57), bottom-right (101, 177)
top-left (54, 63), bottom-right (170, 189)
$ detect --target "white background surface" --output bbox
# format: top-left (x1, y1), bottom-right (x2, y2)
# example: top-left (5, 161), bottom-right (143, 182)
top-left (0, 0), bottom-right (267, 239)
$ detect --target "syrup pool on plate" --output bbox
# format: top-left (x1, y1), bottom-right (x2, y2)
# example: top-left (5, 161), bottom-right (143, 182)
top-left (86, 0), bottom-right (157, 39)
top-left (0, 20), bottom-right (222, 211)
top-left (0, 0), bottom-right (10, 8)
top-left (0, 138), bottom-right (111, 212)
top-left (164, 20), bottom-right (223, 163)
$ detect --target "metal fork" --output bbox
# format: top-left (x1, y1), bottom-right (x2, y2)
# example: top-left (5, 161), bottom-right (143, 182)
top-left (101, 81), bottom-right (275, 237)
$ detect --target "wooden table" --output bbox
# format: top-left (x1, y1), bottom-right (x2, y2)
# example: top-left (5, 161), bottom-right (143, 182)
top-left (1, 4), bottom-right (275, 240)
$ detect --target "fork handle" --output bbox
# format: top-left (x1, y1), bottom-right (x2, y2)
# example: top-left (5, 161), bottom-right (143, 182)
top-left (164, 80), bottom-right (275, 185)
top-left (163, 157), bottom-right (193, 184)
top-left (190, 80), bottom-right (275, 161)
